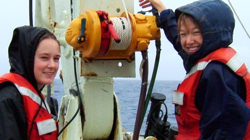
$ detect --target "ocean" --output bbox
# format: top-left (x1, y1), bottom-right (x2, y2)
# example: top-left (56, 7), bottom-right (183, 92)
top-left (52, 79), bottom-right (180, 135)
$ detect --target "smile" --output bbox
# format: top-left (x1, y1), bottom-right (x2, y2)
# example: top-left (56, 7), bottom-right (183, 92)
top-left (188, 47), bottom-right (198, 51)
top-left (44, 72), bottom-right (54, 75)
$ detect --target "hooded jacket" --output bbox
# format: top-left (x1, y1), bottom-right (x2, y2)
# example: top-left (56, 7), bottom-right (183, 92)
top-left (0, 26), bottom-right (58, 140)
top-left (173, 47), bottom-right (250, 139)
top-left (159, 0), bottom-right (250, 139)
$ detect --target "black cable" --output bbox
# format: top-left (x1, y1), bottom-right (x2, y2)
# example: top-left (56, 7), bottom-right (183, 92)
top-left (58, 99), bottom-right (81, 136)
top-left (57, 0), bottom-right (83, 136)
top-left (151, 115), bottom-right (168, 139)
top-left (28, 0), bottom-right (81, 136)
top-left (29, 100), bottom-right (43, 140)
top-left (151, 5), bottom-right (161, 27)
top-left (58, 49), bottom-right (83, 136)
top-left (29, 0), bottom-right (33, 26)
top-left (147, 101), bottom-right (165, 121)
top-left (142, 39), bottom-right (161, 127)
top-left (133, 50), bottom-right (149, 140)
top-left (37, 89), bottom-right (50, 112)
top-left (141, 4), bottom-right (162, 129)
top-left (161, 102), bottom-right (168, 122)
top-left (148, 101), bottom-right (169, 139)
top-left (29, 89), bottom-right (50, 139)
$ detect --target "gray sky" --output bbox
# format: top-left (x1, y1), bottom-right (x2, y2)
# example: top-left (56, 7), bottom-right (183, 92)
top-left (1, 0), bottom-right (249, 81)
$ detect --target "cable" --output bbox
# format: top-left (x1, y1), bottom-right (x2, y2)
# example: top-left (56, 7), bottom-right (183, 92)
top-left (146, 101), bottom-right (169, 139)
top-left (228, 0), bottom-right (250, 38)
top-left (58, 50), bottom-right (83, 136)
top-left (133, 50), bottom-right (149, 140)
top-left (58, 0), bottom-right (84, 136)
top-left (29, 100), bottom-right (43, 140)
top-left (29, 0), bottom-right (33, 26)
top-left (151, 115), bottom-right (168, 139)
top-left (139, 3), bottom-right (162, 129)
top-left (141, 39), bottom-right (161, 128)
top-left (147, 101), bottom-right (167, 123)
top-left (121, 0), bottom-right (131, 25)
top-left (57, 99), bottom-right (80, 136)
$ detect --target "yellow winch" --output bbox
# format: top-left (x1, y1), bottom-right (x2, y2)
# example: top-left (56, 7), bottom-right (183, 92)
top-left (65, 10), bottom-right (160, 62)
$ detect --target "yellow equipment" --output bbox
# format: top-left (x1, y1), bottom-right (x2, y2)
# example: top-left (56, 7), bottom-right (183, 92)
top-left (65, 10), bottom-right (160, 62)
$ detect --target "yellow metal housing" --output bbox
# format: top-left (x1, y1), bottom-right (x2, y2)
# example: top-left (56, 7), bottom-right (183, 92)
top-left (65, 10), bottom-right (101, 62)
top-left (65, 10), bottom-right (160, 62)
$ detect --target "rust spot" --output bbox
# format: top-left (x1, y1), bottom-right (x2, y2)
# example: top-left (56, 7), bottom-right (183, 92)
top-left (100, 134), bottom-right (109, 139)
top-left (83, 72), bottom-right (98, 76)
top-left (54, 22), bottom-right (57, 27)
top-left (101, 88), bottom-right (108, 92)
top-left (61, 122), bottom-right (68, 140)
top-left (116, 8), bottom-right (121, 13)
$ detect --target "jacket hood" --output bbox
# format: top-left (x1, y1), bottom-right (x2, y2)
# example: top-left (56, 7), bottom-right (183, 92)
top-left (8, 26), bottom-right (52, 91)
top-left (175, 0), bottom-right (235, 72)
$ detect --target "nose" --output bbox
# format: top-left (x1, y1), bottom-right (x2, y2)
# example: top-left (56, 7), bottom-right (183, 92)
top-left (186, 35), bottom-right (194, 44)
top-left (48, 59), bottom-right (56, 68)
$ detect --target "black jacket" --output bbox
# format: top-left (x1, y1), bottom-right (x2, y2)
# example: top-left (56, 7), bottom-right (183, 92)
top-left (0, 82), bottom-right (27, 140)
top-left (159, 0), bottom-right (250, 139)
top-left (0, 26), bottom-right (54, 140)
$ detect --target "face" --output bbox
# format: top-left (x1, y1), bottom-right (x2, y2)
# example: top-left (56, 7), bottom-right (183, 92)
top-left (179, 18), bottom-right (203, 54)
top-left (34, 38), bottom-right (61, 90)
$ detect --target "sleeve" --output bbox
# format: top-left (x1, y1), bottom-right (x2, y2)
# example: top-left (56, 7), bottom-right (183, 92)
top-left (159, 9), bottom-right (182, 52)
top-left (0, 82), bottom-right (28, 140)
top-left (195, 61), bottom-right (250, 140)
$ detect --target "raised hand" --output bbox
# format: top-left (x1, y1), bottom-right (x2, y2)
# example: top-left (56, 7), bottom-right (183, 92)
top-left (139, 0), bottom-right (167, 13)
top-left (139, 0), bottom-right (152, 9)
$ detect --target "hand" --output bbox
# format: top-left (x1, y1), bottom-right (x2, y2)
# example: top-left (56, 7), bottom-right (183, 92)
top-left (139, 0), bottom-right (167, 13)
top-left (139, 0), bottom-right (152, 9)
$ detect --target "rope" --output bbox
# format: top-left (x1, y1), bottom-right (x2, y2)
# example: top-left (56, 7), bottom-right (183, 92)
top-left (108, 0), bottom-right (133, 50)
top-left (110, 17), bottom-right (132, 50)
top-left (121, 0), bottom-right (131, 24)
top-left (228, 0), bottom-right (250, 38)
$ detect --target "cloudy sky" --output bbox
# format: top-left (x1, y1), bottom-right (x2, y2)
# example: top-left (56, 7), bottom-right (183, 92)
top-left (0, 0), bottom-right (249, 81)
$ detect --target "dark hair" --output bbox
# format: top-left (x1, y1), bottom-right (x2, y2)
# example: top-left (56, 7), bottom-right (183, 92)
top-left (177, 13), bottom-right (201, 35)
top-left (39, 32), bottom-right (60, 46)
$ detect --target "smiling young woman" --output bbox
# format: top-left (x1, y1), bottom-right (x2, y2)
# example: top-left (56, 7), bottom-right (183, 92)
top-left (0, 26), bottom-right (60, 140)
top-left (34, 36), bottom-right (61, 90)
top-left (139, 0), bottom-right (250, 139)
top-left (178, 13), bottom-right (203, 54)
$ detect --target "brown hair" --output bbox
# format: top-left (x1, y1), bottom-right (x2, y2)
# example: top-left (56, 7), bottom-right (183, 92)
top-left (39, 32), bottom-right (60, 46)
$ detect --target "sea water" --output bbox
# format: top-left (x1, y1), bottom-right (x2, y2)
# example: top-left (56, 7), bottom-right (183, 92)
top-left (53, 79), bottom-right (180, 135)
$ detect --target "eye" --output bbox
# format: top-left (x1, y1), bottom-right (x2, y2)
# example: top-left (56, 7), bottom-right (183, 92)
top-left (41, 56), bottom-right (48, 60)
top-left (54, 57), bottom-right (60, 62)
top-left (194, 31), bottom-right (201, 34)
top-left (193, 29), bottom-right (202, 35)
top-left (179, 33), bottom-right (186, 37)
